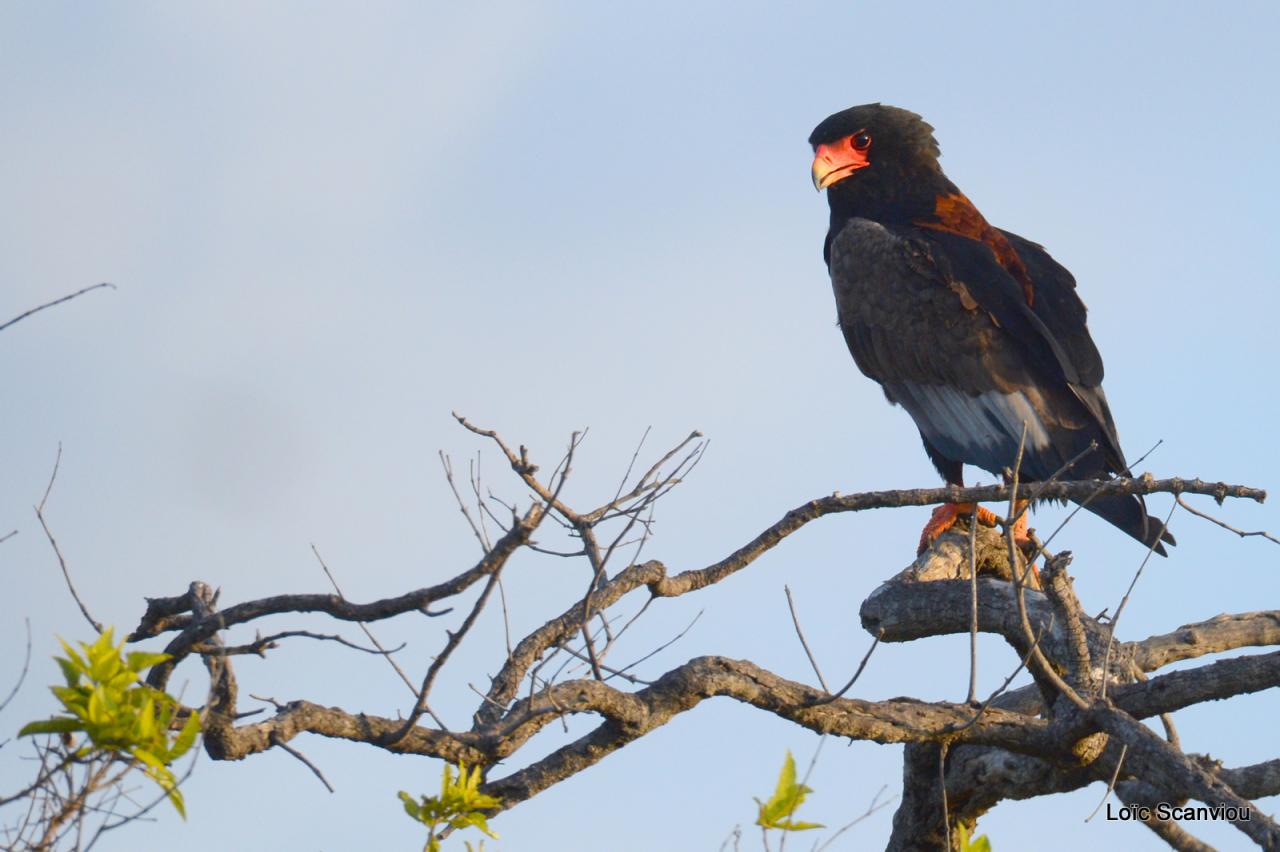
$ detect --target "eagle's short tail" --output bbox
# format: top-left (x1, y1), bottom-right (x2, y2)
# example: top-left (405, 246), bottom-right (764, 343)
top-left (1083, 494), bottom-right (1176, 556)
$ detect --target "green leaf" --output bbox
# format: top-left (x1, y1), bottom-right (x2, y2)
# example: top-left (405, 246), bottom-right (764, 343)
top-left (471, 816), bottom-right (499, 840)
top-left (133, 696), bottom-right (157, 741)
top-left (59, 638), bottom-right (88, 676)
top-left (18, 717), bottom-right (82, 736)
top-left (167, 787), bottom-right (188, 820)
top-left (86, 685), bottom-right (110, 726)
top-left (126, 650), bottom-right (171, 672)
top-left (957, 823), bottom-right (993, 852)
top-left (55, 656), bottom-right (81, 688)
top-left (399, 791), bottom-right (425, 822)
top-left (757, 753), bottom-right (801, 824)
top-left (169, 711), bottom-right (201, 759)
top-left (85, 630), bottom-right (121, 682)
top-left (755, 751), bottom-right (822, 832)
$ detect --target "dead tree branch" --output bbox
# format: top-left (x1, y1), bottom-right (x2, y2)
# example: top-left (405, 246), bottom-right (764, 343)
top-left (14, 419), bottom-right (1277, 851)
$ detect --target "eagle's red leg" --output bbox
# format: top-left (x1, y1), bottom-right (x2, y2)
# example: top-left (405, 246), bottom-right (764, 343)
top-left (1005, 499), bottom-right (1044, 585)
top-left (917, 502), bottom-right (1000, 555)
top-left (1010, 500), bottom-right (1032, 551)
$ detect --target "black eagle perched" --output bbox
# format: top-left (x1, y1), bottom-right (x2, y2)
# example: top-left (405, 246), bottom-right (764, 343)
top-left (809, 103), bottom-right (1174, 555)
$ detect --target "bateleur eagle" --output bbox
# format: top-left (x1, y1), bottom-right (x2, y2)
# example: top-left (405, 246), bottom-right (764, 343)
top-left (809, 103), bottom-right (1174, 556)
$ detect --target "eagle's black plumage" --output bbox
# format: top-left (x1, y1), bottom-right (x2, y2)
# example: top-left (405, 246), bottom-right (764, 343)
top-left (810, 103), bottom-right (1173, 554)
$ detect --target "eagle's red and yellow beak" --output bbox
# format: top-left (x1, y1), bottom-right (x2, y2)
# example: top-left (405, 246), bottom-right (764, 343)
top-left (811, 140), bottom-right (870, 190)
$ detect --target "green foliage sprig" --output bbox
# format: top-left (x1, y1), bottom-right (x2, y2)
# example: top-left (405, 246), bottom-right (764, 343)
top-left (754, 751), bottom-right (824, 833)
top-left (399, 762), bottom-right (501, 852)
top-left (19, 628), bottom-right (201, 817)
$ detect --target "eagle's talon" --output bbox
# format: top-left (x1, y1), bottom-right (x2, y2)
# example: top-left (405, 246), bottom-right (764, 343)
top-left (917, 502), bottom-right (996, 556)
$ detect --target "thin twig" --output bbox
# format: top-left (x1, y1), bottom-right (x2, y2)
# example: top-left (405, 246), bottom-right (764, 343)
top-left (781, 736), bottom-right (828, 852)
top-left (1100, 502), bottom-right (1178, 699)
top-left (966, 514), bottom-right (979, 705)
top-left (1003, 439), bottom-right (1097, 534)
top-left (599, 593), bottom-right (656, 658)
top-left (0, 282), bottom-right (115, 335)
top-left (469, 454), bottom-right (494, 550)
top-left (606, 610), bottom-right (703, 683)
top-left (496, 577), bottom-right (514, 660)
top-left (785, 587), bottom-right (830, 692)
top-left (91, 748), bottom-right (199, 841)
top-left (0, 618), bottom-right (32, 713)
top-left (813, 786), bottom-right (894, 852)
top-left (1006, 423), bottom-right (1087, 709)
top-left (440, 452), bottom-right (490, 553)
top-left (1121, 661), bottom-right (1183, 748)
top-left (719, 826), bottom-right (744, 852)
top-left (1085, 743), bottom-right (1128, 822)
top-left (1022, 476), bottom-right (1116, 568)
top-left (951, 619), bottom-right (1051, 734)
top-left (392, 559), bottom-right (512, 741)
top-left (611, 426), bottom-right (652, 507)
top-left (586, 430), bottom-right (705, 523)
top-left (269, 732), bottom-right (335, 793)
top-left (1176, 495), bottom-right (1280, 547)
top-left (37, 444), bottom-right (103, 634)
top-left (1127, 438), bottom-right (1164, 471)
top-left (939, 741), bottom-right (951, 852)
top-left (312, 545), bottom-right (418, 696)
top-left (804, 634), bottom-right (880, 707)
top-left (552, 641), bottom-right (654, 686)
top-left (800, 735), bottom-right (827, 789)
top-left (191, 629), bottom-right (403, 657)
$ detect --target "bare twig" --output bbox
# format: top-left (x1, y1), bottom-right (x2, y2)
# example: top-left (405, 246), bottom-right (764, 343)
top-left (1127, 438), bottom-right (1164, 471)
top-left (785, 586), bottom-right (830, 692)
top-left (611, 426), bottom-right (652, 507)
top-left (606, 609), bottom-right (702, 683)
top-left (312, 544), bottom-right (417, 696)
top-left (1176, 494), bottom-right (1280, 546)
top-left (1003, 439), bottom-right (1098, 535)
top-left (952, 619), bottom-right (1051, 733)
top-left (440, 452), bottom-right (491, 552)
top-left (0, 618), bottom-right (32, 713)
top-left (1085, 743), bottom-right (1127, 821)
top-left (0, 282), bottom-right (115, 335)
top-left (804, 634), bottom-right (880, 708)
top-left (269, 731), bottom-right (335, 793)
top-left (1101, 502), bottom-right (1178, 699)
top-left (496, 577), bottom-right (514, 660)
top-left (1006, 424), bottom-right (1087, 710)
top-left (938, 742), bottom-right (951, 852)
top-left (90, 749), bottom-right (199, 842)
top-left (191, 629), bottom-right (402, 657)
top-left (37, 444), bottom-right (103, 634)
top-left (812, 785), bottom-right (894, 852)
top-left (392, 567), bottom-right (507, 739)
top-left (966, 513), bottom-right (980, 705)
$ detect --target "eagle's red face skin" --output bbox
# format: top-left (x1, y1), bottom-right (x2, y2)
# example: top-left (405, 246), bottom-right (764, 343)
top-left (811, 131), bottom-right (872, 190)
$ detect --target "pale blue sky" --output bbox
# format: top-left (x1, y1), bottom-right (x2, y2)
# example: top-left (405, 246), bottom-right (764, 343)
top-left (2, 3), bottom-right (1277, 850)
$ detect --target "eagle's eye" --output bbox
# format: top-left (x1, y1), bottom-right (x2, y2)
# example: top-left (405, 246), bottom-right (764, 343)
top-left (851, 131), bottom-right (872, 151)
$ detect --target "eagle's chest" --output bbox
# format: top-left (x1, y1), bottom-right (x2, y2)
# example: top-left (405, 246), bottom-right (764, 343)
top-left (827, 221), bottom-right (993, 372)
